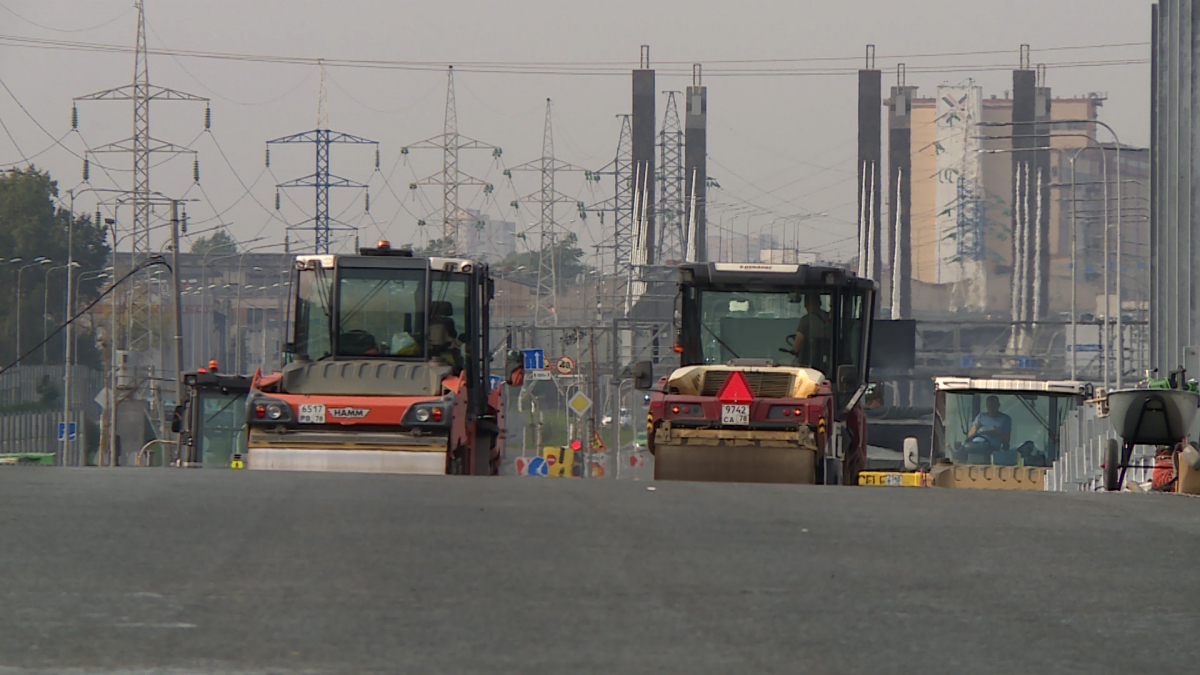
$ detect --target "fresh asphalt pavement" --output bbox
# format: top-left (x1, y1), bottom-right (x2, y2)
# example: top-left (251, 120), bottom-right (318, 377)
top-left (1, 468), bottom-right (1197, 674)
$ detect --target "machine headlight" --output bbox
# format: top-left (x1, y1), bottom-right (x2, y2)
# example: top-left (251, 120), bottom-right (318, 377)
top-left (415, 408), bottom-right (432, 422)
top-left (266, 404), bottom-right (284, 420)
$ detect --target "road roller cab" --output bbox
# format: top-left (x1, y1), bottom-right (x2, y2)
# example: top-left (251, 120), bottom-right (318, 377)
top-left (635, 262), bottom-right (876, 485)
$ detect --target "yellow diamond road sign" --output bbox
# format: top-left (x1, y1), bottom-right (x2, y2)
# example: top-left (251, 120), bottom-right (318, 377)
top-left (568, 392), bottom-right (592, 417)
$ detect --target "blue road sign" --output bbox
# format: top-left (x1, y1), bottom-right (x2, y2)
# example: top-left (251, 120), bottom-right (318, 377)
top-left (526, 456), bottom-right (548, 477)
top-left (56, 423), bottom-right (77, 442)
top-left (1018, 356), bottom-right (1039, 369)
top-left (522, 349), bottom-right (545, 371)
top-left (489, 375), bottom-right (503, 390)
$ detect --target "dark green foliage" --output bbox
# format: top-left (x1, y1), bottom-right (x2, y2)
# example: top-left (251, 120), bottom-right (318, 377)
top-left (0, 167), bottom-right (111, 367)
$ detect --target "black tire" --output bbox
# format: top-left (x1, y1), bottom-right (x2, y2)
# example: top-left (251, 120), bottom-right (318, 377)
top-left (1104, 438), bottom-right (1121, 492)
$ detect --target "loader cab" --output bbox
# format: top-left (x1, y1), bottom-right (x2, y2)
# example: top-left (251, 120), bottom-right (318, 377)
top-left (676, 262), bottom-right (876, 412)
top-left (932, 378), bottom-right (1090, 468)
top-left (286, 243), bottom-right (493, 405)
top-left (174, 371), bottom-right (253, 468)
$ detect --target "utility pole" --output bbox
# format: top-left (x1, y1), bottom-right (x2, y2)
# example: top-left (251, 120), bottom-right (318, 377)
top-left (267, 62), bottom-right (378, 255)
top-left (404, 67), bottom-right (502, 254)
top-left (171, 201), bottom-right (185, 465)
top-left (61, 191), bottom-right (75, 465)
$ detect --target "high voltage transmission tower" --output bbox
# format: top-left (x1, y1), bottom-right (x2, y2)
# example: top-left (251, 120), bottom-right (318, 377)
top-left (73, 0), bottom-right (207, 352)
top-left (266, 63), bottom-right (378, 255)
top-left (505, 100), bottom-right (588, 326)
top-left (657, 91), bottom-right (685, 263)
top-left (404, 66), bottom-right (501, 255)
top-left (578, 115), bottom-right (634, 278)
top-left (75, 0), bottom-right (207, 258)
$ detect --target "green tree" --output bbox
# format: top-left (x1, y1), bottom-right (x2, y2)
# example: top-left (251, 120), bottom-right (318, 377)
top-left (498, 232), bottom-right (589, 287)
top-left (190, 230), bottom-right (238, 256)
top-left (0, 167), bottom-right (111, 367)
top-left (413, 235), bottom-right (456, 257)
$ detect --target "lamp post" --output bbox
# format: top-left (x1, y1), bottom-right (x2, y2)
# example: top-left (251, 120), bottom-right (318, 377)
top-left (15, 258), bottom-right (52, 364)
top-left (2, 257), bottom-right (21, 358)
top-left (43, 263), bottom-right (80, 364)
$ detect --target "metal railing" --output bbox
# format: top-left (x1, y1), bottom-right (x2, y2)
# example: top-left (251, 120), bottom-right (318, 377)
top-left (1046, 402), bottom-right (1158, 491)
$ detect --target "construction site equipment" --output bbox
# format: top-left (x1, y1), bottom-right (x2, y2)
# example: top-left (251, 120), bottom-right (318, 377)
top-left (244, 242), bottom-right (510, 475)
top-left (172, 370), bottom-right (252, 468)
top-left (860, 377), bottom-right (1090, 490)
top-left (635, 262), bottom-right (876, 485)
top-left (1102, 372), bottom-right (1200, 493)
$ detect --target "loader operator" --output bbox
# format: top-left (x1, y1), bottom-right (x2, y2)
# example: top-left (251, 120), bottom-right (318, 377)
top-left (788, 293), bottom-right (832, 374)
top-left (966, 395), bottom-right (1012, 451)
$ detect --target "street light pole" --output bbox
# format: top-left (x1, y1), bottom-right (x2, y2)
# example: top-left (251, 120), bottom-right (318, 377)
top-left (62, 191), bottom-right (75, 464)
top-left (15, 258), bottom-right (52, 365)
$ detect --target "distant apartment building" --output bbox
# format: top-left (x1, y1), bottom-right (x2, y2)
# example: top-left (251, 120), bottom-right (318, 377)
top-left (457, 208), bottom-right (517, 261)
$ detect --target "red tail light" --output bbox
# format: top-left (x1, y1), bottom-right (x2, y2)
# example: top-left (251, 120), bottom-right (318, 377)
top-left (431, 407), bottom-right (443, 422)
top-left (254, 404), bottom-right (265, 419)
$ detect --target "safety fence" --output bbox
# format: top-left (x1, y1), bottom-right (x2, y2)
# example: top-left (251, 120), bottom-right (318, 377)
top-left (0, 365), bottom-right (105, 414)
top-left (1046, 403), bottom-right (1158, 491)
top-left (0, 410), bottom-right (87, 465)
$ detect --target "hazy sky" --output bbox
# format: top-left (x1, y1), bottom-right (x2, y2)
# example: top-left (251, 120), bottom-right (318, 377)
top-left (0, 1), bottom-right (1152, 264)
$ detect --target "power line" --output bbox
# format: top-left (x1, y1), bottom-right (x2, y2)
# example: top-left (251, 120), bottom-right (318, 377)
top-left (0, 33), bottom-right (1151, 76)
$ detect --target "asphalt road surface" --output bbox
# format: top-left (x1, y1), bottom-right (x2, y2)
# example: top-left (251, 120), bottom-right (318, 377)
top-left (1, 469), bottom-right (1198, 674)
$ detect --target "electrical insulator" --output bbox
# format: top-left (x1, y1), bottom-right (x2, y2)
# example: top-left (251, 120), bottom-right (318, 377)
top-left (364, 192), bottom-right (370, 213)
top-left (82, 158), bottom-right (89, 181)
top-left (71, 105), bottom-right (78, 129)
top-left (275, 191), bottom-right (281, 210)
top-left (193, 159), bottom-right (200, 183)
top-left (265, 147), bottom-right (270, 167)
top-left (182, 209), bottom-right (188, 233)
top-left (374, 147), bottom-right (380, 170)
top-left (95, 210), bottom-right (101, 230)
top-left (284, 235), bottom-right (290, 254)
top-left (204, 106), bottom-right (211, 130)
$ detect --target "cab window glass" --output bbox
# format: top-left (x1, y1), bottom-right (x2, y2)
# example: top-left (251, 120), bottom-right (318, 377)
top-left (337, 268), bottom-right (425, 358)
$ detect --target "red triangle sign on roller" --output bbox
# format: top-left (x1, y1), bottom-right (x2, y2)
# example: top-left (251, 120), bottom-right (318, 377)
top-left (716, 371), bottom-right (755, 404)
